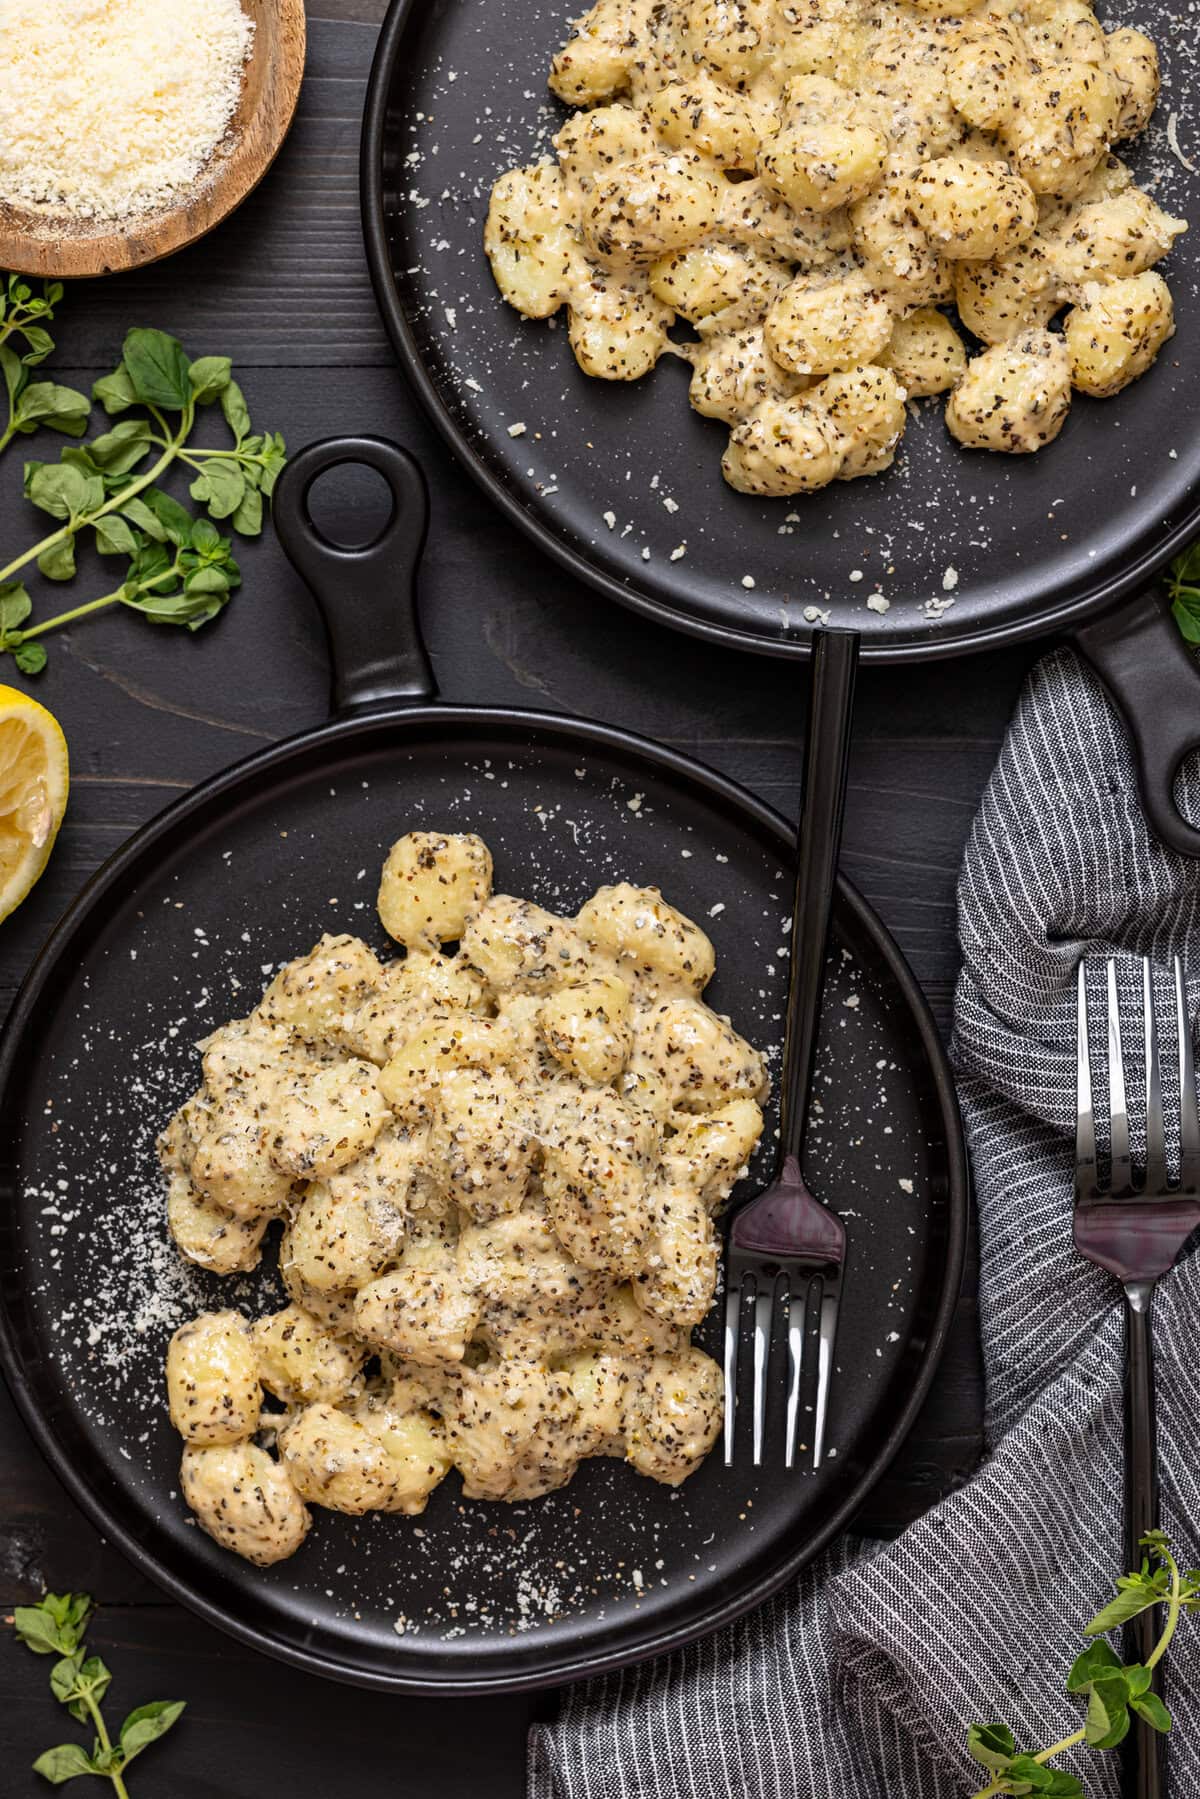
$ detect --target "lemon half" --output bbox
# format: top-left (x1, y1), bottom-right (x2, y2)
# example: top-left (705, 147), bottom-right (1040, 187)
top-left (0, 685), bottom-right (69, 923)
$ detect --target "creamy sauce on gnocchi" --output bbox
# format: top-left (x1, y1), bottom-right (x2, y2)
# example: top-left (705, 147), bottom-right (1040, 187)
top-left (162, 832), bottom-right (768, 1565)
top-left (484, 0), bottom-right (1186, 492)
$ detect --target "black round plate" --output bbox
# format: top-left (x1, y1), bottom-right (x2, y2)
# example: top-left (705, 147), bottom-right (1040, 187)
top-left (0, 708), bottom-right (965, 1693)
top-left (362, 0), bottom-right (1200, 661)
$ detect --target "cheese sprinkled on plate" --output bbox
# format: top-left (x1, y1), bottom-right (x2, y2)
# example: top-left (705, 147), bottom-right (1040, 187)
top-left (0, 0), bottom-right (254, 221)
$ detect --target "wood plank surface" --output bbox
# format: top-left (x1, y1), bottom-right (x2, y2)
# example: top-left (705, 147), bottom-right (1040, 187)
top-left (0, 2), bottom-right (1032, 1792)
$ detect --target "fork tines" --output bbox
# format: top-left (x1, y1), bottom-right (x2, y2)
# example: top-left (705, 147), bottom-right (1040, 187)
top-left (1075, 955), bottom-right (1200, 1204)
top-left (723, 1156), bottom-right (846, 1472)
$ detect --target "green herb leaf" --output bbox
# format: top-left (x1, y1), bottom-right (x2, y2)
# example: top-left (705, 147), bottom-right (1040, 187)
top-left (1130, 1692), bottom-right (1172, 1734)
top-left (220, 378), bottom-right (251, 441)
top-left (15, 640), bottom-right (48, 674)
top-left (25, 460), bottom-right (104, 522)
top-left (1085, 1578), bottom-right (1164, 1637)
top-left (133, 586), bottom-right (225, 628)
top-left (78, 1656), bottom-right (112, 1707)
top-left (0, 580), bottom-right (33, 634)
top-left (43, 1595), bottom-right (91, 1637)
top-left (260, 431), bottom-right (287, 497)
top-left (144, 487), bottom-right (194, 548)
top-left (122, 329), bottom-right (193, 412)
top-left (13, 1603), bottom-right (71, 1657)
top-left (967, 1723), bottom-right (1017, 1772)
top-left (20, 324), bottom-right (54, 367)
top-left (14, 383), bottom-right (91, 440)
top-left (49, 1653), bottom-right (83, 1709)
top-left (30, 1743), bottom-right (96, 1784)
top-left (120, 496), bottom-right (168, 542)
top-left (1066, 1639), bottom-right (1123, 1691)
top-left (130, 538), bottom-right (176, 587)
top-left (92, 364), bottom-right (138, 417)
top-left (58, 446), bottom-right (100, 478)
top-left (190, 516), bottom-right (221, 555)
top-left (190, 457), bottom-right (245, 520)
top-left (231, 483), bottom-right (264, 536)
top-left (88, 417), bottom-right (153, 475)
top-left (1003, 1754), bottom-right (1084, 1794)
top-left (2, 342), bottom-right (28, 408)
top-left (118, 1699), bottom-right (186, 1765)
top-left (188, 356), bottom-right (232, 404)
top-left (94, 514), bottom-right (140, 558)
top-left (1084, 1677), bottom-right (1131, 1750)
top-left (38, 534), bottom-right (76, 582)
top-left (1039, 1774), bottom-right (1085, 1797)
top-left (184, 566), bottom-right (231, 597)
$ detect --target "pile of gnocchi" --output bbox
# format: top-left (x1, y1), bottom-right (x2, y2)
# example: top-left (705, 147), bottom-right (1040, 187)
top-left (161, 832), bottom-right (768, 1566)
top-left (484, 0), bottom-right (1187, 496)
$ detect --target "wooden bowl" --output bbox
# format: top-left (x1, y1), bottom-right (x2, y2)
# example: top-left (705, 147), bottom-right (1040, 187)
top-left (0, 0), bottom-right (306, 280)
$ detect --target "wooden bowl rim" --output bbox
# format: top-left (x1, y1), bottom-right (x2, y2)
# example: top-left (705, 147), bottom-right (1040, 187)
top-left (0, 0), bottom-right (306, 281)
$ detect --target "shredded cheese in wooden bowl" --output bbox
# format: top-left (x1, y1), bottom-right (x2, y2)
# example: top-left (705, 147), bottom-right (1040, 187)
top-left (0, 0), bottom-right (254, 222)
top-left (0, 0), bottom-right (306, 279)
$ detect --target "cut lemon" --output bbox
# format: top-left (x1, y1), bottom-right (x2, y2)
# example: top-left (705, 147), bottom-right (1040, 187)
top-left (0, 685), bottom-right (68, 923)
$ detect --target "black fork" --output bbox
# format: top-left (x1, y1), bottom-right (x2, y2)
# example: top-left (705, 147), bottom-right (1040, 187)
top-left (723, 629), bottom-right (858, 1471)
top-left (1074, 956), bottom-right (1200, 1799)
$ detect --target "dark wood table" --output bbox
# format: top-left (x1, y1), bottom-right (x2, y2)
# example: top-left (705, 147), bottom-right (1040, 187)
top-left (0, 4), bottom-right (1040, 1791)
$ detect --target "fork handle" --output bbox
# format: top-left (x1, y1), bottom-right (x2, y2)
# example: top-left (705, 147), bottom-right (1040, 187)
top-left (1124, 1281), bottom-right (1162, 1799)
top-left (779, 629), bottom-right (859, 1159)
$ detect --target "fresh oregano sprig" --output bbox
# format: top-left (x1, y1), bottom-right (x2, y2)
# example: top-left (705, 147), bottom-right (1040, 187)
top-left (967, 1532), bottom-right (1200, 1797)
top-left (0, 275), bottom-right (91, 456)
top-left (0, 326), bottom-right (286, 672)
top-left (12, 1591), bottom-right (185, 1793)
top-left (1168, 544), bottom-right (1200, 645)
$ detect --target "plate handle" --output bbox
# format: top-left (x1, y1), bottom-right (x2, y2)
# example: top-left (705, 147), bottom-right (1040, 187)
top-left (1072, 586), bottom-right (1200, 860)
top-left (273, 435), bottom-right (436, 715)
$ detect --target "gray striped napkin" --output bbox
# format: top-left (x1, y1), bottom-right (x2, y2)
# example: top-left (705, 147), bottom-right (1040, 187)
top-left (529, 645), bottom-right (1200, 1798)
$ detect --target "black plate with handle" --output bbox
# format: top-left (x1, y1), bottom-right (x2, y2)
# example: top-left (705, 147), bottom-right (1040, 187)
top-left (361, 0), bottom-right (1200, 855)
top-left (0, 437), bottom-right (966, 1694)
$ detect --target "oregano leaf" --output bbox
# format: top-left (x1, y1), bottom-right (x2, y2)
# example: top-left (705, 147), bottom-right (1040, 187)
top-left (188, 356), bottom-right (232, 404)
top-left (14, 640), bottom-right (48, 675)
top-left (92, 364), bottom-right (138, 417)
top-left (37, 535), bottom-right (76, 583)
top-left (30, 1743), bottom-right (95, 1784)
top-left (0, 580), bottom-right (32, 634)
top-left (1129, 1692), bottom-right (1172, 1734)
top-left (118, 1698), bottom-right (186, 1765)
top-left (967, 1722), bottom-right (1017, 1771)
top-left (220, 378), bottom-right (251, 441)
top-left (122, 329), bottom-right (193, 412)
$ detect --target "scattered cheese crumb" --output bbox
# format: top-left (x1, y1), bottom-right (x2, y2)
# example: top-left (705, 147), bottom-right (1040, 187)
top-left (1167, 112), bottom-right (1198, 175)
top-left (741, 575), bottom-right (756, 590)
top-left (670, 544), bottom-right (686, 561)
top-left (507, 422), bottom-right (527, 438)
top-left (942, 566), bottom-right (959, 591)
top-left (866, 593), bottom-right (890, 614)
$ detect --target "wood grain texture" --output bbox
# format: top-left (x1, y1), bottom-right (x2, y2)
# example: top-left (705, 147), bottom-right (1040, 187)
top-left (0, 1603), bottom-right (548, 1799)
top-left (0, 1), bottom-right (307, 280)
top-left (0, 3), bottom-right (1031, 1792)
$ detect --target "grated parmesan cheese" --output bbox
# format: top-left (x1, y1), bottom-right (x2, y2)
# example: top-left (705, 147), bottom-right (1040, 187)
top-left (0, 0), bottom-right (254, 221)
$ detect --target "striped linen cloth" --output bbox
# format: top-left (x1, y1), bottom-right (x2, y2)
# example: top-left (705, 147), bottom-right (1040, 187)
top-left (529, 646), bottom-right (1200, 1798)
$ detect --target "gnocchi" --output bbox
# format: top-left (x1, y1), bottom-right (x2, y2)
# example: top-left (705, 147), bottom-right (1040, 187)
top-left (484, 0), bottom-right (1187, 494)
top-left (161, 832), bottom-right (767, 1563)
